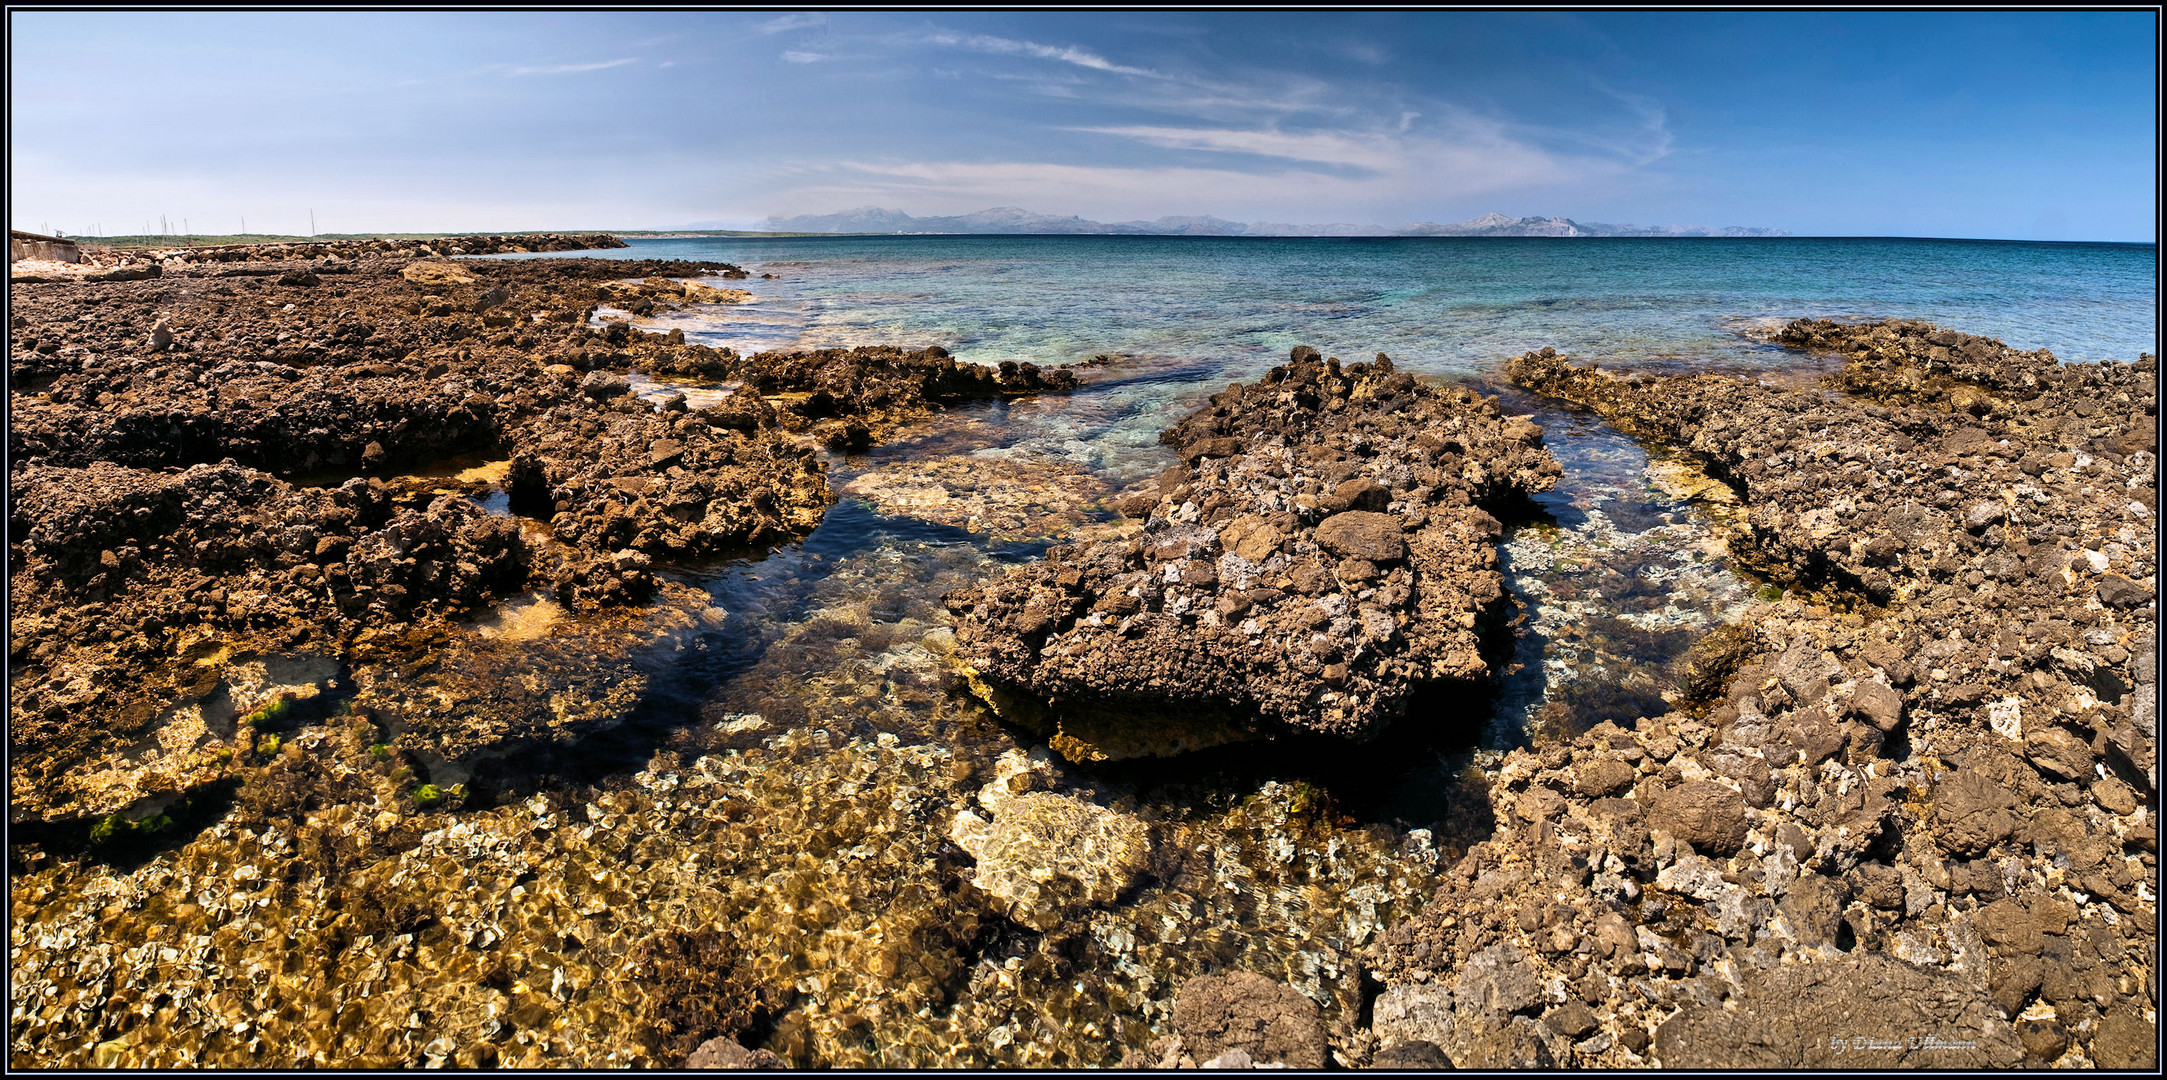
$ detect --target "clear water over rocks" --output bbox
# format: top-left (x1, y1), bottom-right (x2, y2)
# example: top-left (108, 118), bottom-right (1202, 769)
top-left (15, 235), bottom-right (2154, 1066)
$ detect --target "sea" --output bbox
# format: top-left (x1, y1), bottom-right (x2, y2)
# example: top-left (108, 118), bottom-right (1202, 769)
top-left (586, 234), bottom-right (2157, 373)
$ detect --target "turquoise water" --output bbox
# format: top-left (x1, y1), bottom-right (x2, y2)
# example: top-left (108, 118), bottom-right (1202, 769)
top-left (580, 234), bottom-right (2158, 373)
top-left (573, 235), bottom-right (2157, 484)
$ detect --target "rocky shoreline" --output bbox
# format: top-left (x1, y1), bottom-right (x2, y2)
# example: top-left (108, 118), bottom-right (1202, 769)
top-left (940, 322), bottom-right (2156, 1068)
top-left (7, 239), bottom-right (1078, 825)
top-left (1350, 323), bottom-right (2154, 1068)
top-left (9, 233), bottom-right (629, 285)
top-left (8, 237), bottom-right (2156, 1071)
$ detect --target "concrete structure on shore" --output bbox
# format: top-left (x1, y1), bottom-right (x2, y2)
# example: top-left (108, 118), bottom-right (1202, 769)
top-left (10, 230), bottom-right (81, 263)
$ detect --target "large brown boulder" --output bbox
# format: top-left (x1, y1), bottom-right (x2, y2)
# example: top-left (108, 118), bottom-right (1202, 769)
top-left (1170, 972), bottom-right (1329, 1070)
top-left (1648, 780), bottom-right (1748, 855)
top-left (1314, 510), bottom-right (1409, 563)
top-left (1655, 952), bottom-right (2022, 1067)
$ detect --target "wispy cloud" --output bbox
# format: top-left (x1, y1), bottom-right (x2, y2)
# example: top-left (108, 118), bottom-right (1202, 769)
top-left (736, 25), bottom-right (1667, 222)
top-left (756, 13), bottom-right (825, 36)
top-left (1339, 40), bottom-right (1391, 66)
top-left (1071, 125), bottom-right (1403, 173)
top-left (767, 136), bottom-right (1600, 220)
top-left (1514, 88), bottom-right (1674, 168)
top-left (504, 57), bottom-right (638, 77)
top-left (1066, 111), bottom-right (1624, 194)
top-left (924, 32), bottom-right (1162, 78)
top-left (780, 50), bottom-right (830, 64)
top-left (916, 29), bottom-right (1360, 124)
top-left (1605, 88), bottom-right (1675, 165)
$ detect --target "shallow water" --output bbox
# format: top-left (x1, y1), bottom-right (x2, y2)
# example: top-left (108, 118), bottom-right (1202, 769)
top-left (14, 236), bottom-right (2156, 1067)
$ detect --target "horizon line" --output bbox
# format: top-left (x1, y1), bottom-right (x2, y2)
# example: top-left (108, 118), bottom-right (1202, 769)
top-left (41, 229), bottom-right (2157, 246)
top-left (622, 231), bottom-right (2160, 245)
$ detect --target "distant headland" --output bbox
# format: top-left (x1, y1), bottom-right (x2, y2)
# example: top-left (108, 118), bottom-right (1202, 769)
top-left (745, 207), bottom-right (1789, 238)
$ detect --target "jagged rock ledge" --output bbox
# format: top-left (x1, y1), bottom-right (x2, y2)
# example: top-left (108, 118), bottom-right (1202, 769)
top-left (7, 251), bottom-right (1079, 823)
top-left (1354, 319), bottom-right (2155, 1068)
top-left (944, 347), bottom-right (1560, 760)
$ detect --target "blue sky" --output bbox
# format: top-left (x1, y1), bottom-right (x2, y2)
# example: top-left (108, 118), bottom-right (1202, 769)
top-left (9, 11), bottom-right (2156, 240)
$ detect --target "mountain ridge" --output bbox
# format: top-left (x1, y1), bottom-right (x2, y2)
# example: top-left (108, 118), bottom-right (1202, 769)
top-left (744, 206), bottom-right (1788, 238)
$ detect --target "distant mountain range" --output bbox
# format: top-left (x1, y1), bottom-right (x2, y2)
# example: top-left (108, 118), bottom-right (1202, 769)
top-left (1399, 213), bottom-right (1788, 238)
top-left (747, 207), bottom-right (1787, 238)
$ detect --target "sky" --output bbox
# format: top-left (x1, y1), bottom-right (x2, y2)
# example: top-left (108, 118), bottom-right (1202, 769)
top-left (9, 11), bottom-right (2158, 240)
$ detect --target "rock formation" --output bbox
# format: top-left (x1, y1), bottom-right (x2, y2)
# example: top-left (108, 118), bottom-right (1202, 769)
top-left (1358, 321), bottom-right (2155, 1068)
top-left (946, 347), bottom-right (1560, 758)
top-left (6, 247), bottom-right (1077, 822)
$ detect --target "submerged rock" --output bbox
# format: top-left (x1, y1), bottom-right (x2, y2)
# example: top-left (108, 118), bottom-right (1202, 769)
top-left (945, 348), bottom-right (1560, 755)
top-left (686, 1038), bottom-right (786, 1069)
top-left (843, 455), bottom-right (1113, 541)
top-left (946, 749), bottom-right (1151, 930)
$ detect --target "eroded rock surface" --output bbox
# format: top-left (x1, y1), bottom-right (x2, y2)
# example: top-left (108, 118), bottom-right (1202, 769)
top-left (13, 234), bottom-right (625, 285)
top-left (1164, 972), bottom-right (1330, 1069)
top-left (945, 348), bottom-right (1560, 756)
top-left (7, 248), bottom-right (1076, 822)
top-left (639, 343), bottom-right (1080, 450)
top-left (1656, 952), bottom-right (2022, 1067)
top-left (1360, 320), bottom-right (2156, 1068)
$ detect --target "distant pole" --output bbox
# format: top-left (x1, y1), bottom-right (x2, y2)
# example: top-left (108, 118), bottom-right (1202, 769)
top-left (241, 217), bottom-right (247, 236)
top-left (310, 209), bottom-right (316, 236)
